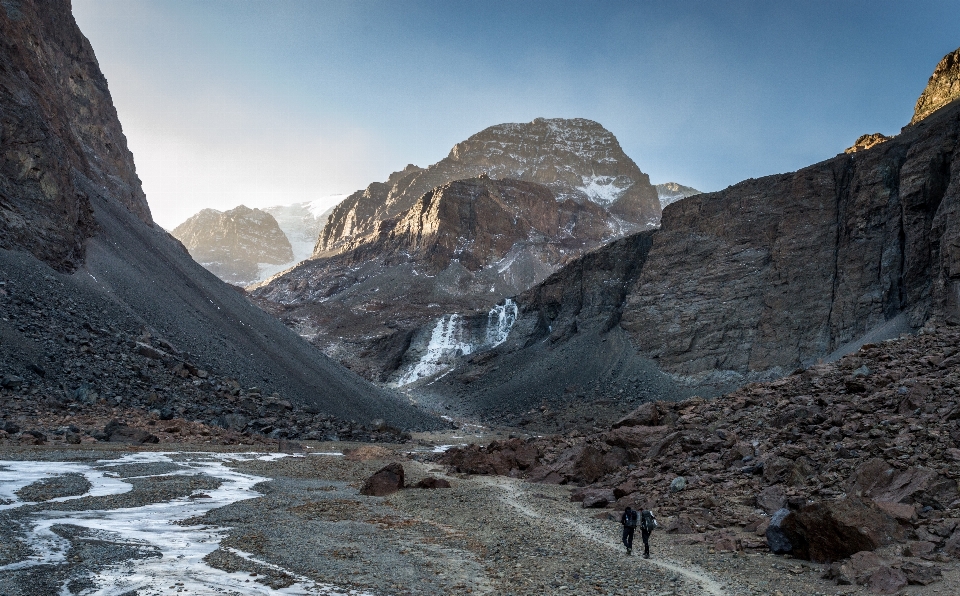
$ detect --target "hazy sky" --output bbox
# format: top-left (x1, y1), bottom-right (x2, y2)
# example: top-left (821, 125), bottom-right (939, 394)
top-left (72, 1), bottom-right (960, 230)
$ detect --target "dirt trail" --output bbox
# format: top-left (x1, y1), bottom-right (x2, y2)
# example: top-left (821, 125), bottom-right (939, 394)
top-left (480, 475), bottom-right (728, 596)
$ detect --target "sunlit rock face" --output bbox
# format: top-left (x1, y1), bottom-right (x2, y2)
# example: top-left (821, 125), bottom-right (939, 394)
top-left (911, 47), bottom-right (960, 124)
top-left (316, 118), bottom-right (661, 257)
top-left (0, 0), bottom-right (151, 272)
top-left (844, 133), bottom-right (891, 154)
top-left (655, 182), bottom-right (701, 210)
top-left (172, 206), bottom-right (293, 286)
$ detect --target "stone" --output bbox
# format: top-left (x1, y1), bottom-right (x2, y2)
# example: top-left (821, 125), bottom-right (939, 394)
top-left (780, 498), bottom-right (901, 562)
top-left (867, 566), bottom-right (907, 595)
top-left (757, 485), bottom-right (787, 514)
top-left (669, 476), bottom-right (687, 493)
top-left (613, 402), bottom-right (660, 428)
top-left (103, 420), bottom-right (159, 444)
top-left (873, 500), bottom-right (916, 522)
top-left (766, 508), bottom-right (793, 555)
top-left (901, 562), bottom-right (942, 585)
top-left (414, 477), bottom-right (451, 489)
top-left (359, 463), bottom-right (405, 496)
top-left (844, 133), bottom-right (890, 155)
top-left (134, 342), bottom-right (166, 360)
top-left (1, 375), bottom-right (24, 389)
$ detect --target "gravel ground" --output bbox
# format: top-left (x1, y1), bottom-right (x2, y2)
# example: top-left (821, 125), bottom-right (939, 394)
top-left (1, 443), bottom-right (959, 595)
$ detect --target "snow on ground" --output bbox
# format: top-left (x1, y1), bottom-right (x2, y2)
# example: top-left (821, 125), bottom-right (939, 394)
top-left (0, 453), bottom-right (371, 596)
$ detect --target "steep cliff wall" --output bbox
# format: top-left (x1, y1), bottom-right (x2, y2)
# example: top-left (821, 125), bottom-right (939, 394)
top-left (0, 0), bottom-right (150, 272)
top-left (912, 47), bottom-right (960, 125)
top-left (0, 0), bottom-right (437, 429)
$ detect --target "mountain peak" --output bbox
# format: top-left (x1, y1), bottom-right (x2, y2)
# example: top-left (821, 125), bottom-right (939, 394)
top-left (911, 46), bottom-right (960, 125)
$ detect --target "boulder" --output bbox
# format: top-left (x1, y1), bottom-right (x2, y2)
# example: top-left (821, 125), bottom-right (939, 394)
top-left (780, 498), bottom-right (901, 562)
top-left (756, 485), bottom-right (787, 514)
top-left (603, 425), bottom-right (671, 450)
top-left (669, 476), bottom-right (687, 493)
top-left (849, 459), bottom-right (957, 509)
top-left (359, 463), bottom-right (405, 496)
top-left (612, 402), bottom-right (660, 428)
top-left (901, 562), bottom-right (942, 585)
top-left (867, 566), bottom-right (907, 595)
top-left (103, 420), bottom-right (159, 444)
top-left (765, 508), bottom-right (793, 554)
top-left (414, 477), bottom-right (451, 489)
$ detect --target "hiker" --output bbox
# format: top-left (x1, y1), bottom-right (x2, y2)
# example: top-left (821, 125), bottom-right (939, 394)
top-left (639, 508), bottom-right (658, 558)
top-left (620, 506), bottom-right (638, 555)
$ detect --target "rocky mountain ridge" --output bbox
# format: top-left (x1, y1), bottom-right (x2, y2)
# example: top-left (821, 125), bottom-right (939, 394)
top-left (316, 118), bottom-right (661, 257)
top-left (171, 206), bottom-right (294, 286)
top-left (912, 47), bottom-right (960, 124)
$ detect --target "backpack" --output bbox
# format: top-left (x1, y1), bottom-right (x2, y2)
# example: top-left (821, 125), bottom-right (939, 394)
top-left (641, 510), bottom-right (658, 532)
top-left (624, 509), bottom-right (639, 528)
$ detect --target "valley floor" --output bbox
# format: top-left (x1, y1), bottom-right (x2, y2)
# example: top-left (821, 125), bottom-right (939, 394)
top-left (1, 442), bottom-right (957, 596)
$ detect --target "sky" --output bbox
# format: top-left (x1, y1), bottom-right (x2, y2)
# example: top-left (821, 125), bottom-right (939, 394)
top-left (72, 0), bottom-right (960, 230)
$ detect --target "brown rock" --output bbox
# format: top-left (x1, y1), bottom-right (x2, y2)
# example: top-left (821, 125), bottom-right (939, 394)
top-left (104, 420), bottom-right (159, 444)
top-left (873, 500), bottom-right (916, 522)
top-left (780, 498), bottom-right (902, 562)
top-left (867, 566), bottom-right (907, 595)
top-left (911, 46), bottom-right (960, 124)
top-left (901, 561), bottom-right (943, 585)
top-left (845, 133), bottom-right (891, 155)
top-left (343, 445), bottom-right (394, 461)
top-left (359, 463), bottom-right (405, 496)
top-left (757, 485), bottom-right (788, 514)
top-left (613, 402), bottom-right (660, 428)
top-left (414, 477), bottom-right (451, 489)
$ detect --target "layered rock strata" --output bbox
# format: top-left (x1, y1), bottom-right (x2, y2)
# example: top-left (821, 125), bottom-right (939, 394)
top-left (172, 205), bottom-right (294, 285)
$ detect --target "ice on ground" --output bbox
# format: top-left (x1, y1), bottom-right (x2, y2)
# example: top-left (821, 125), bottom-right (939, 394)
top-left (0, 452), bottom-right (371, 595)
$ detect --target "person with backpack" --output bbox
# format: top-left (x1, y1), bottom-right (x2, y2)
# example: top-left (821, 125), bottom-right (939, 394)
top-left (620, 506), bottom-right (639, 555)
top-left (639, 509), bottom-right (658, 559)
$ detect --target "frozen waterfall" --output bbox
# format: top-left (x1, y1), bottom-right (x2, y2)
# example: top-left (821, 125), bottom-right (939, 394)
top-left (393, 299), bottom-right (519, 386)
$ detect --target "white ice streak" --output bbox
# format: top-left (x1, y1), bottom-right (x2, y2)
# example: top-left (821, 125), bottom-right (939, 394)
top-left (393, 299), bottom-right (518, 386)
top-left (0, 452), bottom-right (368, 596)
top-left (579, 174), bottom-right (632, 205)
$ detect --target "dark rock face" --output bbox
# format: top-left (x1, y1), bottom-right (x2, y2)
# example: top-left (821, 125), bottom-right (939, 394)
top-left (0, 0), bottom-right (440, 432)
top-left (912, 47), bottom-right (960, 124)
top-left (172, 206), bottom-right (294, 285)
top-left (103, 419), bottom-right (159, 444)
top-left (360, 462), bottom-right (405, 496)
top-left (317, 118), bottom-right (659, 256)
top-left (0, 0), bottom-right (150, 272)
top-left (413, 477), bottom-right (451, 489)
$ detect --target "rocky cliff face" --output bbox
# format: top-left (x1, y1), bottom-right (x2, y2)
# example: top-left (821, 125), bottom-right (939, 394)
top-left (655, 182), bottom-right (701, 209)
top-left (0, 0), bottom-right (436, 431)
top-left (171, 206), bottom-right (294, 286)
top-left (316, 118), bottom-right (660, 256)
top-left (421, 47), bottom-right (960, 419)
top-left (0, 0), bottom-right (150, 272)
top-left (912, 47), bottom-right (960, 124)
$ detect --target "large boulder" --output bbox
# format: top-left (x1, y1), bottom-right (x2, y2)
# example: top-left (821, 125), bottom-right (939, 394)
top-left (765, 508), bottom-right (793, 554)
top-left (103, 420), bottom-right (159, 444)
top-left (848, 458), bottom-right (957, 509)
top-left (359, 463), bottom-right (405, 496)
top-left (612, 402), bottom-right (660, 428)
top-left (603, 425), bottom-right (671, 450)
top-left (779, 498), bottom-right (902, 562)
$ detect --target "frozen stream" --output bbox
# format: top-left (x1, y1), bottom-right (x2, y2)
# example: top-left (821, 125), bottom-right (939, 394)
top-left (0, 453), bottom-right (371, 595)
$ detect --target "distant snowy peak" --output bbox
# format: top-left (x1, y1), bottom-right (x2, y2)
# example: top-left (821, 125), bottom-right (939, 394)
top-left (264, 196), bottom-right (342, 263)
top-left (656, 182), bottom-right (702, 210)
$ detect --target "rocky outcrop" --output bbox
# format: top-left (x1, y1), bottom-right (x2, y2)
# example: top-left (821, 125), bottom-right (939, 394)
top-left (655, 182), bottom-right (701, 209)
top-left (912, 47), bottom-right (960, 124)
top-left (0, 0), bottom-right (150, 272)
top-left (844, 133), bottom-right (890, 154)
top-left (316, 118), bottom-right (659, 256)
top-left (172, 206), bottom-right (294, 285)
